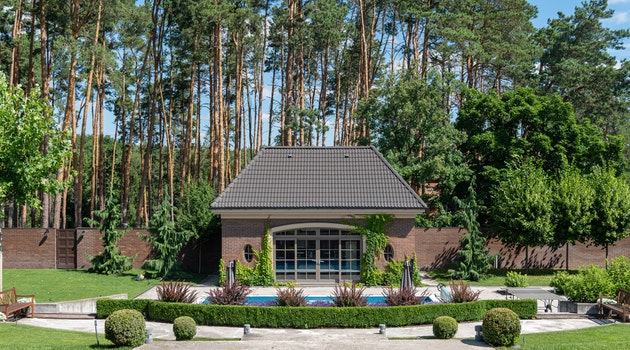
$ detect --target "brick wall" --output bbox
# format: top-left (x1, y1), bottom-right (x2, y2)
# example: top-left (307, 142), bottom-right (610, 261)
top-left (3, 228), bottom-right (152, 270)
top-left (75, 228), bottom-right (152, 270)
top-left (4, 225), bottom-right (630, 272)
top-left (412, 228), bottom-right (630, 270)
top-left (3, 228), bottom-right (55, 268)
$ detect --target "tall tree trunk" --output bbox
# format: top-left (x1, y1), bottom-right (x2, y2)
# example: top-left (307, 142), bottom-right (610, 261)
top-left (180, 34), bottom-right (198, 197)
top-left (9, 0), bottom-right (23, 87)
top-left (257, 0), bottom-right (269, 151)
top-left (211, 17), bottom-right (226, 191)
top-left (26, 0), bottom-right (36, 94)
top-left (233, 32), bottom-right (244, 176)
top-left (55, 0), bottom-right (81, 229)
top-left (81, 0), bottom-right (103, 228)
top-left (282, 0), bottom-right (296, 146)
top-left (39, 0), bottom-right (50, 228)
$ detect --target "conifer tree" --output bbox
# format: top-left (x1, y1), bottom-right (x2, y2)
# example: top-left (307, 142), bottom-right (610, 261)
top-left (449, 180), bottom-right (493, 281)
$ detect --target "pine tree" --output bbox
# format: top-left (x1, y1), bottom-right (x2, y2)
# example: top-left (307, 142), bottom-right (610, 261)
top-left (143, 193), bottom-right (194, 278)
top-left (88, 190), bottom-right (134, 275)
top-left (449, 180), bottom-right (493, 281)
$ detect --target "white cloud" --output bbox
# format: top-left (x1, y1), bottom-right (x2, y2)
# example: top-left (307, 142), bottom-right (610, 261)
top-left (611, 11), bottom-right (629, 24)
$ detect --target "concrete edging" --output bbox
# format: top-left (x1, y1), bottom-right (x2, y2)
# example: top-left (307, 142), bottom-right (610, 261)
top-left (35, 294), bottom-right (128, 314)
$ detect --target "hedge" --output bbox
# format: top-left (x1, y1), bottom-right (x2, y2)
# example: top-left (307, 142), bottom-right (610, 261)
top-left (96, 299), bottom-right (152, 318)
top-left (97, 298), bottom-right (537, 328)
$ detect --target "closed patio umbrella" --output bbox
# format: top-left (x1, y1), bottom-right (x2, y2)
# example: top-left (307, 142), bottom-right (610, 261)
top-left (225, 260), bottom-right (236, 287)
top-left (400, 259), bottom-right (413, 291)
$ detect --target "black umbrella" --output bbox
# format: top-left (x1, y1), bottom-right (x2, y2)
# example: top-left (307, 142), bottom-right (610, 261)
top-left (400, 259), bottom-right (413, 291)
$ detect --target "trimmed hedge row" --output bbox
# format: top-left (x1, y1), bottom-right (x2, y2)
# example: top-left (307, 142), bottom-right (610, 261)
top-left (97, 298), bottom-right (536, 328)
top-left (96, 299), bottom-right (152, 319)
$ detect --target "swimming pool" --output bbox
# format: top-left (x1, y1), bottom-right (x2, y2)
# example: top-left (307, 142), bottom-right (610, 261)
top-left (247, 295), bottom-right (387, 305)
top-left (201, 294), bottom-right (439, 305)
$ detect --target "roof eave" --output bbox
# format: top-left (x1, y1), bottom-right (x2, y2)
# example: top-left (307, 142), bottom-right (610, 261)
top-left (212, 208), bottom-right (425, 219)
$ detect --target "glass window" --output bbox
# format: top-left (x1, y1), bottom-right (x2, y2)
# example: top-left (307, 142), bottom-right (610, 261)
top-left (384, 244), bottom-right (394, 262)
top-left (244, 244), bottom-right (254, 262)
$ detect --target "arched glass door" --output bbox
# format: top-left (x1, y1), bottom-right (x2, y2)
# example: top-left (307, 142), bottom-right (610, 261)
top-left (274, 229), bottom-right (361, 282)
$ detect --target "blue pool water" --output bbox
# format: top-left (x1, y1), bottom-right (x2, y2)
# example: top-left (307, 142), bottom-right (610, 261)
top-left (201, 294), bottom-right (439, 305)
top-left (247, 295), bottom-right (386, 305)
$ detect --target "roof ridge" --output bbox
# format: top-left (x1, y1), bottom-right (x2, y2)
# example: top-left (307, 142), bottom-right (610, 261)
top-left (367, 146), bottom-right (424, 204)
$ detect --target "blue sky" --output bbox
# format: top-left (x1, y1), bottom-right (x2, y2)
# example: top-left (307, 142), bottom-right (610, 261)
top-left (529, 0), bottom-right (630, 60)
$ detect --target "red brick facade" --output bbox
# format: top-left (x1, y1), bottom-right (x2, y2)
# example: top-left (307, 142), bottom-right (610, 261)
top-left (3, 225), bottom-right (629, 272)
top-left (221, 221), bottom-right (630, 271)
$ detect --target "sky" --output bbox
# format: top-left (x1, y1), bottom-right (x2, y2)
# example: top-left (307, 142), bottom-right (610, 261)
top-left (529, 0), bottom-right (630, 60)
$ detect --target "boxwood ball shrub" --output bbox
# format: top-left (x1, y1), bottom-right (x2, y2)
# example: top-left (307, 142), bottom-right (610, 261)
top-left (432, 316), bottom-right (458, 339)
top-left (104, 309), bottom-right (146, 347)
top-left (173, 316), bottom-right (197, 341)
top-left (482, 308), bottom-right (521, 347)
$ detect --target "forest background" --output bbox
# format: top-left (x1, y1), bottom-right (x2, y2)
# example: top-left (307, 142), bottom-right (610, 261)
top-left (1, 0), bottom-right (630, 256)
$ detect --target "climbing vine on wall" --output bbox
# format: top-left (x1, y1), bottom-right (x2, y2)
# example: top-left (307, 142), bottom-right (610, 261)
top-left (233, 220), bottom-right (275, 286)
top-left (349, 214), bottom-right (393, 286)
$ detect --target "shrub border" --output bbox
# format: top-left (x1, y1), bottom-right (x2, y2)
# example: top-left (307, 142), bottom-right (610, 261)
top-left (97, 298), bottom-right (536, 328)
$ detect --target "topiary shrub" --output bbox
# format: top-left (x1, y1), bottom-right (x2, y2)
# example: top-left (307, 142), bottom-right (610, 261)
top-left (173, 316), bottom-right (197, 341)
top-left (432, 316), bottom-right (458, 339)
top-left (104, 309), bottom-right (146, 347)
top-left (482, 308), bottom-right (521, 347)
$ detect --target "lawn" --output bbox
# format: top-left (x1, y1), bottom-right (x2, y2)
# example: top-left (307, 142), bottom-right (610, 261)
top-left (426, 269), bottom-right (570, 287)
top-left (507, 324), bottom-right (630, 350)
top-left (3, 269), bottom-right (206, 302)
top-left (0, 323), bottom-right (124, 349)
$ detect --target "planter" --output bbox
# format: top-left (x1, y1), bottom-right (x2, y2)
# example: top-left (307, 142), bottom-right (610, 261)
top-left (558, 300), bottom-right (599, 315)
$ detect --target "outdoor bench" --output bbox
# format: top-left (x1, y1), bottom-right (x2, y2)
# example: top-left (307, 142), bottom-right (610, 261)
top-left (599, 288), bottom-right (630, 322)
top-left (0, 287), bottom-right (35, 320)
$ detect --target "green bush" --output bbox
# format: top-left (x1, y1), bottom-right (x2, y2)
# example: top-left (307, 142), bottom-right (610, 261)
top-left (382, 260), bottom-right (404, 287)
top-left (505, 271), bottom-right (528, 287)
top-left (96, 299), bottom-right (151, 318)
top-left (607, 256), bottom-right (630, 291)
top-left (143, 299), bottom-right (536, 328)
top-left (432, 316), bottom-right (458, 339)
top-left (173, 316), bottom-right (197, 341)
top-left (550, 270), bottom-right (571, 294)
top-left (482, 299), bottom-right (537, 319)
top-left (482, 308), bottom-right (521, 347)
top-left (96, 297), bottom-right (536, 329)
top-left (563, 265), bottom-right (615, 302)
top-left (104, 309), bottom-right (146, 347)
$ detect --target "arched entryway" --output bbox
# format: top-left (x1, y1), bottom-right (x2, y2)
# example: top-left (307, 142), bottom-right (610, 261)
top-left (272, 223), bottom-right (362, 283)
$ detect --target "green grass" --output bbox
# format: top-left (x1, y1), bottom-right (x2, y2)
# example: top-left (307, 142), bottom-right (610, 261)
top-left (0, 323), bottom-right (124, 349)
top-left (507, 324), bottom-right (630, 350)
top-left (426, 269), bottom-right (572, 287)
top-left (3, 269), bottom-right (206, 302)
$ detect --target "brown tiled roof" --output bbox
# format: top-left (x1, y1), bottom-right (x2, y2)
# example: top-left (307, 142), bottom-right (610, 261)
top-left (211, 146), bottom-right (426, 211)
